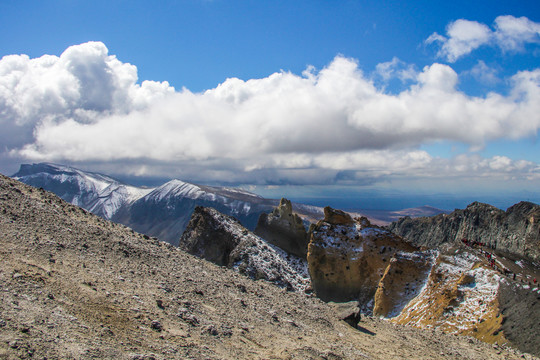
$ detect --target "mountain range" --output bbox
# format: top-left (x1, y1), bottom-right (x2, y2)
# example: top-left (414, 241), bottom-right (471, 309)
top-left (13, 163), bottom-right (446, 245)
top-left (13, 163), bottom-right (285, 245)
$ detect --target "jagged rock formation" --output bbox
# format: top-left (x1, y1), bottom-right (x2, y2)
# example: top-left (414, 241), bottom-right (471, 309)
top-left (393, 250), bottom-right (506, 344)
top-left (179, 206), bottom-right (310, 292)
top-left (393, 246), bottom-right (540, 357)
top-left (307, 206), bottom-right (418, 304)
top-left (389, 201), bottom-right (540, 261)
top-left (254, 198), bottom-right (309, 258)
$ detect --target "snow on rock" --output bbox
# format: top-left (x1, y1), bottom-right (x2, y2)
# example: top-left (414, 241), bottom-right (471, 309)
top-left (393, 249), bottom-right (506, 345)
top-left (147, 180), bottom-right (205, 202)
top-left (373, 250), bottom-right (437, 318)
top-left (179, 206), bottom-right (310, 292)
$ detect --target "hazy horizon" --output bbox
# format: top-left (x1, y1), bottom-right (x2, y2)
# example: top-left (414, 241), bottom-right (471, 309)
top-left (9, 161), bottom-right (539, 212)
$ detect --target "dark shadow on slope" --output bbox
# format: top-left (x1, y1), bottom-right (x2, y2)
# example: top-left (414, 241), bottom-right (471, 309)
top-left (355, 325), bottom-right (376, 336)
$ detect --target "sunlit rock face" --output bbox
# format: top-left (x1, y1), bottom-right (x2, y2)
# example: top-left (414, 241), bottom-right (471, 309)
top-left (307, 206), bottom-right (418, 305)
top-left (392, 250), bottom-right (506, 344)
top-left (372, 251), bottom-right (435, 318)
top-left (254, 198), bottom-right (309, 258)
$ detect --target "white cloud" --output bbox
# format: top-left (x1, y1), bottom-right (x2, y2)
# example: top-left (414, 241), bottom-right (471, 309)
top-left (426, 15), bottom-right (540, 62)
top-left (0, 41), bottom-right (174, 148)
top-left (1, 41), bottom-right (540, 186)
top-left (428, 19), bottom-right (492, 62)
top-left (467, 60), bottom-right (500, 85)
top-left (494, 15), bottom-right (540, 52)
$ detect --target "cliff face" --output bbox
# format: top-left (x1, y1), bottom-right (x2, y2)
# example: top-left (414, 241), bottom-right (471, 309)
top-left (307, 207), bottom-right (418, 305)
top-left (179, 206), bottom-right (310, 292)
top-left (372, 251), bottom-right (435, 318)
top-left (254, 198), bottom-right (309, 258)
top-left (388, 201), bottom-right (540, 261)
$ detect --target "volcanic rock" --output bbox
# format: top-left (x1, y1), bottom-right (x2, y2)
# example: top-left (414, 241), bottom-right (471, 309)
top-left (322, 206), bottom-right (355, 225)
top-left (373, 251), bottom-right (435, 317)
top-left (307, 206), bottom-right (418, 305)
top-left (389, 201), bottom-right (540, 261)
top-left (179, 206), bottom-right (310, 291)
top-left (254, 198), bottom-right (309, 258)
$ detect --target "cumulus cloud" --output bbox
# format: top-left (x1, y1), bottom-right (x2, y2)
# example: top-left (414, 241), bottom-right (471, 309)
top-left (494, 15), bottom-right (540, 52)
top-left (426, 15), bottom-right (540, 62)
top-left (0, 41), bottom-right (174, 148)
top-left (426, 19), bottom-right (492, 62)
top-left (1, 41), bottom-right (540, 186)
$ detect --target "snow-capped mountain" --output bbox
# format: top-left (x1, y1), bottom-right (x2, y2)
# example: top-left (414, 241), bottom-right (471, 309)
top-left (13, 163), bottom-right (152, 219)
top-left (12, 163), bottom-right (287, 245)
top-left (113, 178), bottom-right (279, 245)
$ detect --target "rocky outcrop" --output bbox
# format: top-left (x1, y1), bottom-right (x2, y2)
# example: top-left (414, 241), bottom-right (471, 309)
top-left (373, 251), bottom-right (435, 317)
top-left (178, 206), bottom-right (243, 266)
top-left (305, 205), bottom-right (540, 355)
top-left (389, 201), bottom-right (540, 261)
top-left (254, 198), bottom-right (309, 258)
top-left (307, 206), bottom-right (418, 305)
top-left (179, 206), bottom-right (309, 291)
top-left (393, 250), bottom-right (507, 345)
top-left (321, 206), bottom-right (356, 225)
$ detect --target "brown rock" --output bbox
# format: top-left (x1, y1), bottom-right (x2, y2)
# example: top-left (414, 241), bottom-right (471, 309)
top-left (323, 206), bottom-right (354, 225)
top-left (373, 251), bottom-right (434, 317)
top-left (254, 198), bottom-right (309, 258)
top-left (307, 207), bottom-right (418, 304)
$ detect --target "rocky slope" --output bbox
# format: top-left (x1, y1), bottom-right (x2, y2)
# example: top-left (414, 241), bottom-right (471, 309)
top-left (1, 174), bottom-right (529, 359)
top-left (388, 201), bottom-right (540, 261)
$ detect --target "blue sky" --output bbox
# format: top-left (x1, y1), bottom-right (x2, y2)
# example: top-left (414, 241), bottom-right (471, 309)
top-left (1, 0), bottom-right (539, 209)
